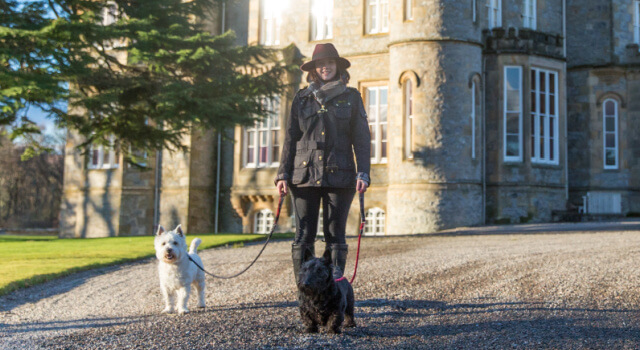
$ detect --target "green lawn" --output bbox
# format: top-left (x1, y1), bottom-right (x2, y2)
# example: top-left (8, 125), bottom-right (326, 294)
top-left (0, 233), bottom-right (293, 296)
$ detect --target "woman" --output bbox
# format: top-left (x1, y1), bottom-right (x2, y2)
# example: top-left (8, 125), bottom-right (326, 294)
top-left (275, 43), bottom-right (371, 283)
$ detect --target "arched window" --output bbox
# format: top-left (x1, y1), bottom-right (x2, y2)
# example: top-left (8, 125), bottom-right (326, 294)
top-left (254, 209), bottom-right (274, 234)
top-left (403, 79), bottom-right (414, 159)
top-left (603, 99), bottom-right (619, 169)
top-left (364, 208), bottom-right (385, 236)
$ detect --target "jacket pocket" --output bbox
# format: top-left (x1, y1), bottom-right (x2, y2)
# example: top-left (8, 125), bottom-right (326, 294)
top-left (291, 151), bottom-right (312, 185)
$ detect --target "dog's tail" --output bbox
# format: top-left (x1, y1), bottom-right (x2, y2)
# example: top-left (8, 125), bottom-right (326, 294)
top-left (189, 238), bottom-right (202, 254)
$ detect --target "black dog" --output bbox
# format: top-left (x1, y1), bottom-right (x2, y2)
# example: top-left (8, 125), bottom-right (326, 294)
top-left (297, 249), bottom-right (356, 334)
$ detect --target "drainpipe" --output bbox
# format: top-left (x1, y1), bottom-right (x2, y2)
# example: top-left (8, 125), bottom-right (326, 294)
top-left (214, 1), bottom-right (226, 233)
top-left (482, 54), bottom-right (487, 225)
top-left (563, 0), bottom-right (569, 200)
top-left (153, 149), bottom-right (162, 232)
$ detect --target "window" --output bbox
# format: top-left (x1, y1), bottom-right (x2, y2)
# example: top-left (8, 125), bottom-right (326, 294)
top-left (487, 0), bottom-right (501, 28)
top-left (365, 85), bottom-right (388, 164)
top-left (364, 208), bottom-right (385, 235)
top-left (530, 68), bottom-right (559, 164)
top-left (473, 0), bottom-right (477, 23)
top-left (310, 0), bottom-right (333, 41)
top-left (260, 0), bottom-right (282, 46)
top-left (101, 1), bottom-right (118, 26)
top-left (243, 97), bottom-right (280, 168)
top-left (635, 1), bottom-right (640, 45)
top-left (603, 99), bottom-right (619, 169)
top-left (403, 80), bottom-right (414, 159)
top-left (405, 0), bottom-right (413, 21)
top-left (523, 0), bottom-right (536, 29)
top-left (366, 0), bottom-right (389, 34)
top-left (254, 209), bottom-right (274, 234)
top-left (88, 135), bottom-right (119, 170)
top-left (504, 66), bottom-right (522, 162)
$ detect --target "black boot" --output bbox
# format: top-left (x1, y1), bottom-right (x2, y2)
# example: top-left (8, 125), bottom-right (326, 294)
top-left (291, 243), bottom-right (315, 285)
top-left (329, 243), bottom-right (348, 279)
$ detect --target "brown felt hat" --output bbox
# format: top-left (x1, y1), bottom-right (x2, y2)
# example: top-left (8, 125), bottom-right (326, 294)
top-left (300, 43), bottom-right (351, 72)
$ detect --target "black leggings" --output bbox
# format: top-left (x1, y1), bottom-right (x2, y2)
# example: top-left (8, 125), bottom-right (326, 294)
top-left (289, 186), bottom-right (356, 245)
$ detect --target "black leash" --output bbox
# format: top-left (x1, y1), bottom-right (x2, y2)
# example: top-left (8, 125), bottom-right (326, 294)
top-left (188, 193), bottom-right (285, 279)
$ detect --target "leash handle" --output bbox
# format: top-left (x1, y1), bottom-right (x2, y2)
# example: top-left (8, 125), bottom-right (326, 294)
top-left (190, 193), bottom-right (285, 279)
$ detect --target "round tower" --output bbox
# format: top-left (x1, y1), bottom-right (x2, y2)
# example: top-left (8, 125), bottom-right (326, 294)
top-left (386, 1), bottom-right (484, 233)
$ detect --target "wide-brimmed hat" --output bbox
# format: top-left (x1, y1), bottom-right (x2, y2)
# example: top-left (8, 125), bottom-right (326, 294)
top-left (300, 43), bottom-right (351, 72)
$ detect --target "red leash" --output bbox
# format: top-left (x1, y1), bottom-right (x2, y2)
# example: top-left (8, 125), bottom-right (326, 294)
top-left (335, 191), bottom-right (365, 284)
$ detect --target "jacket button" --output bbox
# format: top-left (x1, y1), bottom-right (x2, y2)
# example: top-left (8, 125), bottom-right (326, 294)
top-left (316, 180), bottom-right (321, 184)
top-left (303, 161), bottom-right (307, 165)
top-left (319, 156), bottom-right (322, 160)
top-left (321, 131), bottom-right (325, 135)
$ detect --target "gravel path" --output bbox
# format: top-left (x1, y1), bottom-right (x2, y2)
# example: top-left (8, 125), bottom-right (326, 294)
top-left (2, 222), bottom-right (640, 349)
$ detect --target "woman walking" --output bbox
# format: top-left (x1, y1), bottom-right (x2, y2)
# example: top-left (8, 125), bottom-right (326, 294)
top-left (275, 43), bottom-right (371, 282)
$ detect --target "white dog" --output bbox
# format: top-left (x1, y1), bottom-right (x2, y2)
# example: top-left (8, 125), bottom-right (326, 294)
top-left (154, 224), bottom-right (205, 314)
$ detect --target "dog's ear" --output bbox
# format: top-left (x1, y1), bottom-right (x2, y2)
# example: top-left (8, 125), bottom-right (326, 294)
top-left (322, 249), bottom-right (332, 262)
top-left (175, 224), bottom-right (184, 237)
top-left (156, 225), bottom-right (165, 236)
top-left (302, 247), bottom-right (314, 263)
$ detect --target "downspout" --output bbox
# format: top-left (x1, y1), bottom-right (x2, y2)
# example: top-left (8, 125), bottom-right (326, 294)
top-left (482, 54), bottom-right (487, 225)
top-left (563, 0), bottom-right (569, 200)
top-left (153, 149), bottom-right (162, 232)
top-left (214, 1), bottom-right (226, 233)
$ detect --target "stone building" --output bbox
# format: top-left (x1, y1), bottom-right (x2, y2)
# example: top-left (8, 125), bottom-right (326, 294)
top-left (60, 0), bottom-right (640, 237)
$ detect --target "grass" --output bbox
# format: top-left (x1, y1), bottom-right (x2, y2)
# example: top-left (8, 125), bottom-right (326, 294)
top-left (0, 233), bottom-right (293, 297)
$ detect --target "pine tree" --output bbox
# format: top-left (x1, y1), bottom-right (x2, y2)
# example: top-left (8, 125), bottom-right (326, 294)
top-left (0, 0), bottom-right (293, 162)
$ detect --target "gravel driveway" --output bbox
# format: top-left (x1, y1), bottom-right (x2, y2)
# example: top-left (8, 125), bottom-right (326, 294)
top-left (2, 221), bottom-right (640, 349)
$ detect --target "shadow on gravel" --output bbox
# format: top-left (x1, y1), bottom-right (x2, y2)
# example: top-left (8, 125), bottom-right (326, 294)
top-left (352, 298), bottom-right (640, 344)
top-left (0, 315), bottom-right (150, 335)
top-left (207, 301), bottom-right (298, 312)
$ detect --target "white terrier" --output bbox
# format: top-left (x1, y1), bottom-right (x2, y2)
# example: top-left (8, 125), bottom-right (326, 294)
top-left (154, 224), bottom-right (205, 314)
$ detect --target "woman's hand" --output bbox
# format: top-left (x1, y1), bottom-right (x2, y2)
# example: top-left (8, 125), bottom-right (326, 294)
top-left (276, 180), bottom-right (288, 195)
top-left (356, 179), bottom-right (368, 193)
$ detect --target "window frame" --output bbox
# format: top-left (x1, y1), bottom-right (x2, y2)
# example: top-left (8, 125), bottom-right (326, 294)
top-left (88, 135), bottom-right (119, 170)
top-left (260, 0), bottom-right (282, 46)
top-left (404, 0), bottom-right (413, 21)
top-left (635, 1), bottom-right (640, 45)
top-left (243, 97), bottom-right (281, 168)
top-left (364, 207), bottom-right (385, 236)
top-left (503, 66), bottom-right (523, 162)
top-left (603, 99), bottom-right (619, 170)
top-left (403, 79), bottom-right (414, 160)
top-left (530, 67), bottom-right (559, 165)
top-left (487, 0), bottom-right (502, 28)
top-left (362, 83), bottom-right (389, 164)
top-left (254, 209), bottom-right (274, 234)
top-left (310, 0), bottom-right (333, 41)
top-left (365, 0), bottom-right (390, 35)
top-left (523, 0), bottom-right (536, 30)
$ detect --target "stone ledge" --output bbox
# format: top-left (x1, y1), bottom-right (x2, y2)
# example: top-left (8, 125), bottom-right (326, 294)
top-left (483, 27), bottom-right (564, 60)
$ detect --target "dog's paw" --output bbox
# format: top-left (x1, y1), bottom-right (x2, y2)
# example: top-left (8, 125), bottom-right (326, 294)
top-left (177, 308), bottom-right (190, 315)
top-left (344, 320), bottom-right (356, 328)
top-left (327, 327), bottom-right (342, 335)
top-left (161, 307), bottom-right (174, 314)
top-left (303, 326), bottom-right (318, 334)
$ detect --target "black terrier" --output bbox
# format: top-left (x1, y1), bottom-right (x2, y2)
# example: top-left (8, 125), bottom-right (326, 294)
top-left (297, 249), bottom-right (356, 334)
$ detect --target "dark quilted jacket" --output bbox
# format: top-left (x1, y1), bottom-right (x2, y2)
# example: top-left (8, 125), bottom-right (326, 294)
top-left (275, 87), bottom-right (371, 188)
